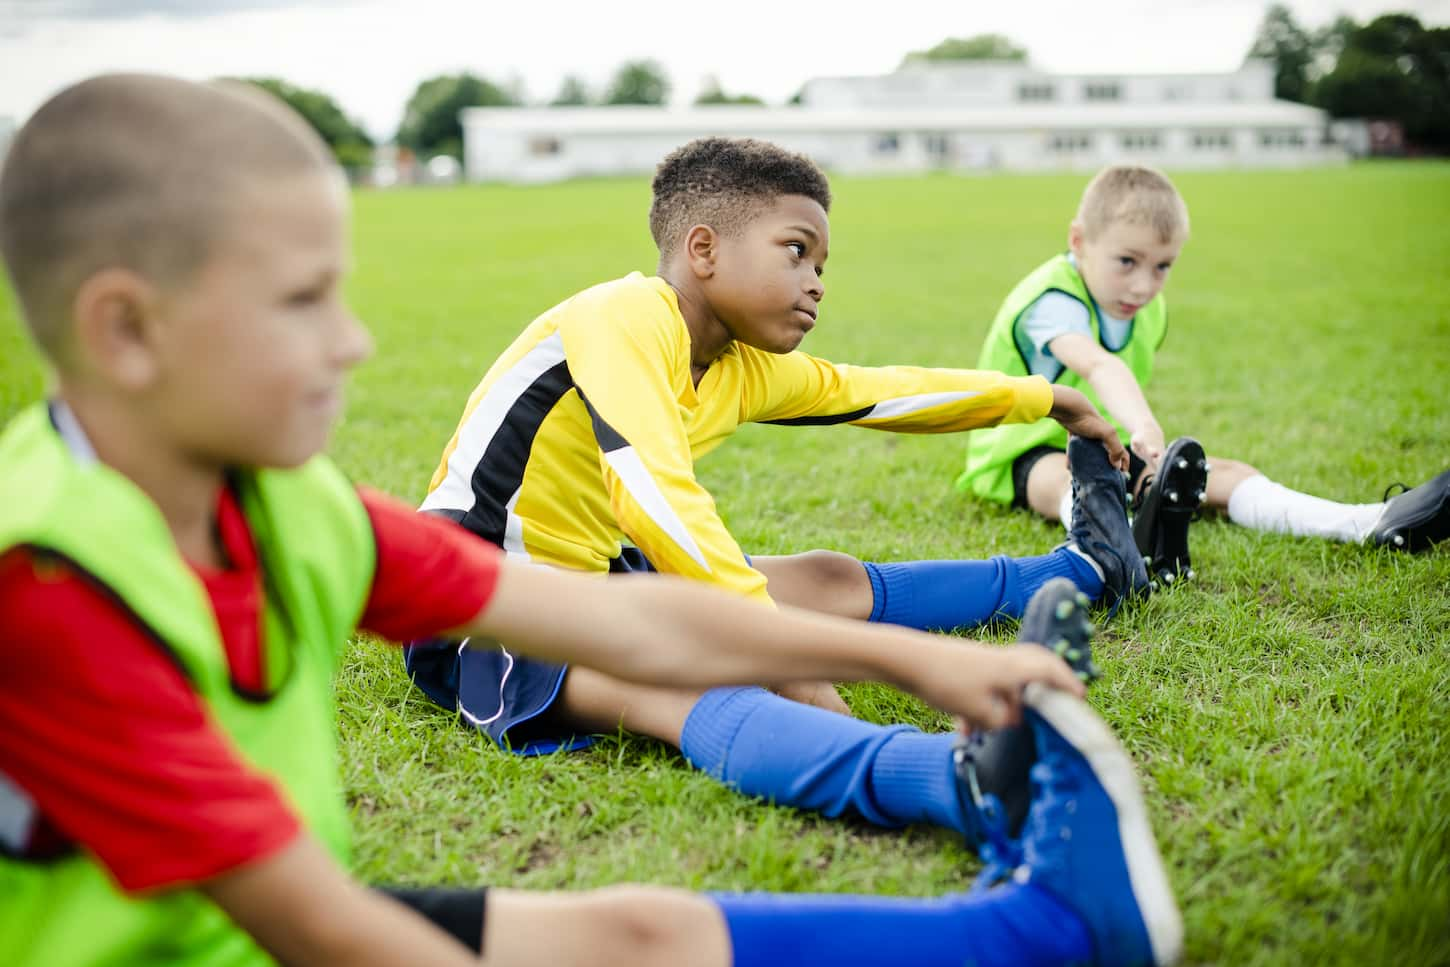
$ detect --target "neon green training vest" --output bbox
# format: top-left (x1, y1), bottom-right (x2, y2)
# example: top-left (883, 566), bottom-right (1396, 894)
top-left (0, 403), bottom-right (377, 966)
top-left (956, 254), bottom-right (1167, 504)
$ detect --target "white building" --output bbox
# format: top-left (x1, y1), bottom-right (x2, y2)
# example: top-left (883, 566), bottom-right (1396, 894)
top-left (461, 60), bottom-right (1345, 183)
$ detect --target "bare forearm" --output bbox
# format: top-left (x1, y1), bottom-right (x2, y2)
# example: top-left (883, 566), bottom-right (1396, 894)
top-left (1084, 355), bottom-right (1157, 436)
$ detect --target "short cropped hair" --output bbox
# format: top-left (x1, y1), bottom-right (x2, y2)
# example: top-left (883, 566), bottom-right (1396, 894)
top-left (1076, 165), bottom-right (1189, 242)
top-left (0, 73), bottom-right (334, 360)
top-left (649, 137), bottom-right (832, 256)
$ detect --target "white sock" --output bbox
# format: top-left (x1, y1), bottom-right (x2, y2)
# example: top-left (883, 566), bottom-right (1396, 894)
top-left (1057, 488), bottom-right (1074, 532)
top-left (1226, 474), bottom-right (1385, 543)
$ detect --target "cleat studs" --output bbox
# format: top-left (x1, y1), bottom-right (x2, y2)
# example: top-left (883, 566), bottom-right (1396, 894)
top-left (1393, 534), bottom-right (1405, 546)
top-left (1055, 601), bottom-right (1074, 619)
top-left (1186, 568), bottom-right (1196, 581)
top-left (1198, 459), bottom-right (1209, 471)
top-left (1176, 457), bottom-right (1188, 470)
top-left (1196, 490), bottom-right (1207, 502)
top-left (1164, 572), bottom-right (1175, 584)
top-left (1167, 490), bottom-right (1179, 503)
top-left (1076, 592), bottom-right (1091, 606)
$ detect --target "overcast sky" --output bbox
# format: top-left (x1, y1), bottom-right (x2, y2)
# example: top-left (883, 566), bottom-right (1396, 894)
top-left (3, 0), bottom-right (1447, 139)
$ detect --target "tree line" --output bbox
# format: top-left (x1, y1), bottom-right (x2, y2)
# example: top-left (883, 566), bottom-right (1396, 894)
top-left (1248, 6), bottom-right (1449, 151)
top-left (242, 10), bottom-right (1449, 167)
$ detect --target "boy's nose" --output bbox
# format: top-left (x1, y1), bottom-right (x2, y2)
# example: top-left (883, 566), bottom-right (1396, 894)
top-left (334, 309), bottom-right (374, 368)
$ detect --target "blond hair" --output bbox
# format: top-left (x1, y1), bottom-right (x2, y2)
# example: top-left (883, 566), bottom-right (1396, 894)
top-left (1076, 165), bottom-right (1189, 242)
top-left (0, 73), bottom-right (334, 361)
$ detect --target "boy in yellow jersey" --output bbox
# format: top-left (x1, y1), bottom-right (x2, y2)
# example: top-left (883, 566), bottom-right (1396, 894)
top-left (957, 164), bottom-right (1448, 584)
top-left (410, 137), bottom-right (1152, 854)
top-left (0, 74), bottom-right (1182, 967)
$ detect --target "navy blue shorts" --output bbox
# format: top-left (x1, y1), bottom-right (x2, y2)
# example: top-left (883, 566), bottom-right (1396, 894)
top-left (402, 547), bottom-right (661, 756)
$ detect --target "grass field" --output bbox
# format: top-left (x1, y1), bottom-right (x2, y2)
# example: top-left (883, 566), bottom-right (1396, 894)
top-left (2, 163), bottom-right (1448, 965)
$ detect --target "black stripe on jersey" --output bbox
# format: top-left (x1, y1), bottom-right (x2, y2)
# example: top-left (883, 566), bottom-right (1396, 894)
top-left (461, 360), bottom-right (575, 546)
top-left (577, 390), bottom-right (630, 453)
top-left (761, 404), bottom-right (876, 427)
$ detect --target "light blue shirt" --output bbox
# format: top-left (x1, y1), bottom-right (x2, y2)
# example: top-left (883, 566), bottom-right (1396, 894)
top-left (1015, 254), bottom-right (1133, 381)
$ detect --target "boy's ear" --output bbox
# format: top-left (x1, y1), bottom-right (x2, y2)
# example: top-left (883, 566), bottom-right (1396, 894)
top-left (683, 223), bottom-right (718, 279)
top-left (72, 268), bottom-right (163, 391)
top-left (1067, 220), bottom-right (1086, 257)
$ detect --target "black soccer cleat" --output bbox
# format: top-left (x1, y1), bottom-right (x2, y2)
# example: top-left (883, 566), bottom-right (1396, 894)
top-left (1066, 436), bottom-right (1151, 610)
top-left (1132, 437), bottom-right (1209, 587)
top-left (1370, 469), bottom-right (1450, 552)
top-left (952, 578), bottom-right (1098, 852)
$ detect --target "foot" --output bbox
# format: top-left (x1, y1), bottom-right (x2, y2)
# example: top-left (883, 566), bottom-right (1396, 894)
top-left (1132, 437), bottom-right (1208, 586)
top-left (953, 579), bottom-right (1098, 854)
top-left (988, 684), bottom-right (1184, 966)
top-left (1369, 469), bottom-right (1450, 552)
top-left (1066, 436), bottom-right (1151, 610)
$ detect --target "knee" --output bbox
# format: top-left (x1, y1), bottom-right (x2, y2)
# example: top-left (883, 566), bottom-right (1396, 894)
top-left (797, 549), bottom-right (868, 591)
top-left (1210, 457), bottom-right (1258, 486)
top-left (577, 886), bottom-right (719, 966)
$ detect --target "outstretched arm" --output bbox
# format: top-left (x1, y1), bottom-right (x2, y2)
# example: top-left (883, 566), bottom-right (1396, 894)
top-left (1049, 333), bottom-right (1162, 467)
top-left (461, 561), bottom-right (1084, 733)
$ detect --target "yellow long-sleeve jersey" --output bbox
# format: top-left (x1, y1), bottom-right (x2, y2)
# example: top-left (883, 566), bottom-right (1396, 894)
top-left (423, 273), bottom-right (1054, 603)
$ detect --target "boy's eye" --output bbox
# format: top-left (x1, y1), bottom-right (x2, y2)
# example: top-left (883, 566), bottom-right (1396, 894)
top-left (1157, 263), bottom-right (1173, 273)
top-left (786, 241), bottom-right (805, 258)
top-left (287, 289), bottom-right (323, 307)
top-left (1118, 256), bottom-right (1135, 269)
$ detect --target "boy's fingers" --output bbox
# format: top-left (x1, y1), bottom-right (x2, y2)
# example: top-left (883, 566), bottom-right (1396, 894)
top-left (1015, 648), bottom-right (1087, 697)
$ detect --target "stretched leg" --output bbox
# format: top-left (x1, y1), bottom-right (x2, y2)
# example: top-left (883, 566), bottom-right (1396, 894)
top-left (554, 669), bottom-right (979, 838)
top-left (1023, 451), bottom-right (1073, 524)
top-left (1212, 455), bottom-right (1411, 543)
top-left (484, 886), bottom-right (729, 966)
top-left (483, 681), bottom-right (1180, 967)
top-left (753, 544), bottom-right (1106, 633)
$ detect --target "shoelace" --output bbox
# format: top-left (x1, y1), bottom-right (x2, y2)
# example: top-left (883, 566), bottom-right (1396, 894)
top-left (1382, 482), bottom-right (1410, 503)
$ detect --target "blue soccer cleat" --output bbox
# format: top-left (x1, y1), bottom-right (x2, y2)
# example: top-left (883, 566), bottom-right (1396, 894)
top-left (1066, 436), bottom-right (1152, 612)
top-left (953, 578), bottom-right (1100, 856)
top-left (1001, 683), bottom-right (1184, 966)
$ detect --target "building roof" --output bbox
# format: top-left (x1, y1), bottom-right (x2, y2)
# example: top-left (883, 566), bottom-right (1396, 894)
top-left (462, 100), bottom-right (1328, 135)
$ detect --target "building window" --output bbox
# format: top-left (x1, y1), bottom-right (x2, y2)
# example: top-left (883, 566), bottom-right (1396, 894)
top-left (528, 136), bottom-right (561, 157)
top-left (1120, 132), bottom-right (1162, 151)
top-left (1191, 130), bottom-right (1233, 151)
top-left (924, 133), bottom-right (950, 159)
top-left (1258, 129), bottom-right (1307, 149)
top-left (874, 132), bottom-right (900, 155)
top-left (1084, 81), bottom-right (1121, 101)
top-left (1048, 133), bottom-right (1093, 153)
top-left (1018, 82), bottom-right (1056, 102)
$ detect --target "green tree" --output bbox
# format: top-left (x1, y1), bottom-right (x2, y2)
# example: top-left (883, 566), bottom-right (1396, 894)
top-left (900, 34), bottom-right (1027, 66)
top-left (1314, 14), bottom-right (1450, 149)
top-left (694, 76), bottom-right (764, 106)
top-left (550, 75), bottom-right (591, 107)
top-left (604, 60), bottom-right (670, 105)
top-left (397, 73), bottom-right (516, 159)
top-left (1247, 3), bottom-right (1314, 102)
top-left (236, 77), bottom-right (372, 168)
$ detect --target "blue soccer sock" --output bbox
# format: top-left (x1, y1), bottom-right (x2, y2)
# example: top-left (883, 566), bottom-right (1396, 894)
top-left (680, 687), bottom-right (970, 835)
top-left (713, 881), bottom-right (1093, 967)
top-left (862, 548), bottom-right (1103, 630)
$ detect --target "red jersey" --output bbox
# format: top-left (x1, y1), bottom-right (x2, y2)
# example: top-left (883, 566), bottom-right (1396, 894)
top-left (0, 485), bottom-right (501, 893)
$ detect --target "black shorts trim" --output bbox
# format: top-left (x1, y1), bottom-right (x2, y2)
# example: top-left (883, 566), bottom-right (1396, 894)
top-left (1010, 443), bottom-right (1147, 509)
top-left (378, 885), bottom-right (487, 953)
